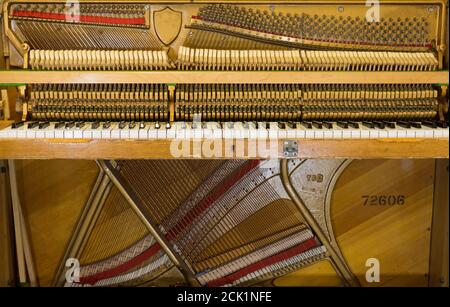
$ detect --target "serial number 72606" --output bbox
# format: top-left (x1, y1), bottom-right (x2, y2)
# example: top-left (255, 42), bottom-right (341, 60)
top-left (362, 195), bottom-right (406, 206)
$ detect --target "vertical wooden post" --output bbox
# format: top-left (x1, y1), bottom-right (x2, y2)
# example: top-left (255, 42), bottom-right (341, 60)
top-left (0, 160), bottom-right (15, 286)
top-left (8, 160), bottom-right (38, 286)
top-left (428, 159), bottom-right (449, 287)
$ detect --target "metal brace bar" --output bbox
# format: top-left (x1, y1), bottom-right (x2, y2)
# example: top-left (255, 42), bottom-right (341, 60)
top-left (99, 160), bottom-right (200, 287)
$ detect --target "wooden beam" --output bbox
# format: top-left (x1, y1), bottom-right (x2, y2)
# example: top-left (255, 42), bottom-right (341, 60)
top-left (0, 137), bottom-right (447, 159)
top-left (429, 159), bottom-right (449, 287)
top-left (0, 160), bottom-right (14, 287)
top-left (7, 160), bottom-right (26, 285)
top-left (0, 71), bottom-right (448, 85)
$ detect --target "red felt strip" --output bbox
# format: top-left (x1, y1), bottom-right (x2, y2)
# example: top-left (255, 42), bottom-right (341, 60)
top-left (165, 159), bottom-right (260, 241)
top-left (206, 237), bottom-right (319, 287)
top-left (79, 243), bottom-right (161, 285)
top-left (12, 10), bottom-right (145, 26)
top-left (77, 160), bottom-right (260, 285)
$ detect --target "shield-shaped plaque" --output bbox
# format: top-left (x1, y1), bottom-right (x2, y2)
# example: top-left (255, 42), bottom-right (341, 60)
top-left (153, 7), bottom-right (183, 45)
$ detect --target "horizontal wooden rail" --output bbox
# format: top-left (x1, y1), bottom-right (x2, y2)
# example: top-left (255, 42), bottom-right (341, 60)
top-left (0, 70), bottom-right (448, 85)
top-left (0, 137), bottom-right (447, 159)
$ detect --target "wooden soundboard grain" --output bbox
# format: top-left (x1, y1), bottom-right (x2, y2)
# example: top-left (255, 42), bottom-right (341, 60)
top-left (15, 160), bottom-right (99, 286)
top-left (332, 159), bottom-right (435, 286)
top-left (273, 260), bottom-right (342, 287)
top-left (275, 159), bottom-right (435, 286)
top-left (0, 161), bottom-right (14, 286)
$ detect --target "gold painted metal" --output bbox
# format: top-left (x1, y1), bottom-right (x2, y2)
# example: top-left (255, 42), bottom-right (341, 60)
top-left (52, 167), bottom-right (111, 286)
top-left (99, 160), bottom-right (200, 287)
top-left (8, 159), bottom-right (38, 286)
top-left (279, 158), bottom-right (359, 286)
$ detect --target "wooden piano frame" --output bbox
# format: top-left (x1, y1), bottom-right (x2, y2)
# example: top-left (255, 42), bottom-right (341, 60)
top-left (0, 1), bottom-right (448, 159)
top-left (0, 0), bottom-right (448, 160)
top-left (0, 0), bottom-right (448, 288)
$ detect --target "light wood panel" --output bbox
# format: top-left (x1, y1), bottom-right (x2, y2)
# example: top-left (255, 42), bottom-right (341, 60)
top-left (275, 159), bottom-right (436, 286)
top-left (0, 136), bottom-right (448, 159)
top-left (428, 159), bottom-right (449, 287)
top-left (273, 260), bottom-right (342, 287)
top-left (331, 159), bottom-right (435, 286)
top-left (0, 160), bottom-right (14, 286)
top-left (0, 71), bottom-right (448, 85)
top-left (15, 160), bottom-right (99, 285)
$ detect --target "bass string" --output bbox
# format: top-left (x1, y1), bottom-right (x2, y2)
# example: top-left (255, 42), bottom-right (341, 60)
top-left (79, 186), bottom-right (149, 265)
top-left (193, 223), bottom-right (307, 273)
top-left (184, 178), bottom-right (305, 271)
top-left (17, 20), bottom-right (161, 50)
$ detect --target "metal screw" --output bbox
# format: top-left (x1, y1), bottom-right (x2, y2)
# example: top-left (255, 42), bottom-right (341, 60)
top-left (338, 6), bottom-right (344, 13)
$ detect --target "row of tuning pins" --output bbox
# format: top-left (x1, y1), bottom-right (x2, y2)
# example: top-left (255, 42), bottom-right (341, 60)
top-left (12, 4), bottom-right (146, 18)
top-left (198, 4), bottom-right (431, 46)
